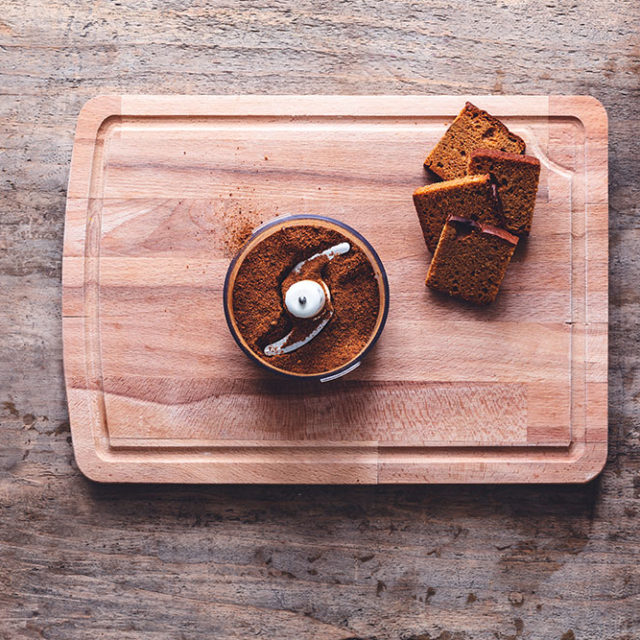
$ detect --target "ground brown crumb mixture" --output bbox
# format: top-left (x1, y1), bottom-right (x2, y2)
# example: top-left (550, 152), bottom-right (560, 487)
top-left (231, 225), bottom-right (380, 374)
top-left (219, 205), bottom-right (265, 257)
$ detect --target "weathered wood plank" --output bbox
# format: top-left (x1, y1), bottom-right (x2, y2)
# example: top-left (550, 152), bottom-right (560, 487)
top-left (1, 0), bottom-right (638, 638)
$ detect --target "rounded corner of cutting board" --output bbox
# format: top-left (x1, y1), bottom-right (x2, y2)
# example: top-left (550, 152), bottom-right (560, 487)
top-left (573, 441), bottom-right (609, 484)
top-left (74, 95), bottom-right (122, 140)
top-left (71, 439), bottom-right (114, 483)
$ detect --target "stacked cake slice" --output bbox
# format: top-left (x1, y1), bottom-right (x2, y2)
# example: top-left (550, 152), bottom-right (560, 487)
top-left (414, 102), bottom-right (541, 305)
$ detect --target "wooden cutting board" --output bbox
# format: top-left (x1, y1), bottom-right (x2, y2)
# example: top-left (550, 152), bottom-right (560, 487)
top-left (62, 95), bottom-right (608, 483)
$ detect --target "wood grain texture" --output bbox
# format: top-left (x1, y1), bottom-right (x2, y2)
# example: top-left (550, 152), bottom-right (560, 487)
top-left (1, 0), bottom-right (638, 638)
top-left (61, 95), bottom-right (607, 483)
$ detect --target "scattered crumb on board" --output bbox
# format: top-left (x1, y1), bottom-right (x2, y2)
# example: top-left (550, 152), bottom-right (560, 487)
top-left (217, 202), bottom-right (272, 258)
top-left (222, 209), bottom-right (260, 256)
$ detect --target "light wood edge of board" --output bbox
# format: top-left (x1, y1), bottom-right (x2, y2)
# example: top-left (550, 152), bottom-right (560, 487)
top-left (62, 95), bottom-right (608, 484)
top-left (69, 398), bottom-right (608, 485)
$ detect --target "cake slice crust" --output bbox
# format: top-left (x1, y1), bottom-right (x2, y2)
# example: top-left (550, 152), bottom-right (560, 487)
top-left (424, 102), bottom-right (526, 181)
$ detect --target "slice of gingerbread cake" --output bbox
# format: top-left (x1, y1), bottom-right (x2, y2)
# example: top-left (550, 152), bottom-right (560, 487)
top-left (468, 148), bottom-right (541, 236)
top-left (426, 216), bottom-right (518, 305)
top-left (413, 173), bottom-right (503, 252)
top-left (424, 102), bottom-right (526, 181)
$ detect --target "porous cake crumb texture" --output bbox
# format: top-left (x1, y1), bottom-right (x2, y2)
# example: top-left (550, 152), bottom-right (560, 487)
top-left (426, 218), bottom-right (517, 305)
top-left (468, 148), bottom-right (541, 236)
top-left (413, 174), bottom-right (502, 252)
top-left (424, 102), bottom-right (526, 180)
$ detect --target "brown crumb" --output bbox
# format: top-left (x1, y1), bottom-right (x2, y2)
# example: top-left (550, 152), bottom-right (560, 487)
top-left (222, 209), bottom-right (262, 257)
top-left (212, 199), bottom-right (268, 259)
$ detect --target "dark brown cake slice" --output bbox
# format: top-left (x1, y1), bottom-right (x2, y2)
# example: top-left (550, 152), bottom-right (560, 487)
top-left (413, 173), bottom-right (503, 252)
top-left (426, 216), bottom-right (518, 305)
top-left (424, 102), bottom-right (526, 181)
top-left (468, 148), bottom-right (541, 236)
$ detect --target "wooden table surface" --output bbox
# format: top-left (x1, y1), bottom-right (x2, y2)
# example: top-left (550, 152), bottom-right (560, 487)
top-left (0, 1), bottom-right (638, 638)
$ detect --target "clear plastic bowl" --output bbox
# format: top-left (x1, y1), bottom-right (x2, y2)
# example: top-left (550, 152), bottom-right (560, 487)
top-left (223, 215), bottom-right (390, 382)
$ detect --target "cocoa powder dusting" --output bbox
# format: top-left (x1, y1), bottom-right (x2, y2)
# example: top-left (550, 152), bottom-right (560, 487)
top-left (221, 208), bottom-right (263, 257)
top-left (231, 225), bottom-right (380, 375)
top-left (216, 198), bottom-right (271, 258)
top-left (223, 216), bottom-right (256, 256)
